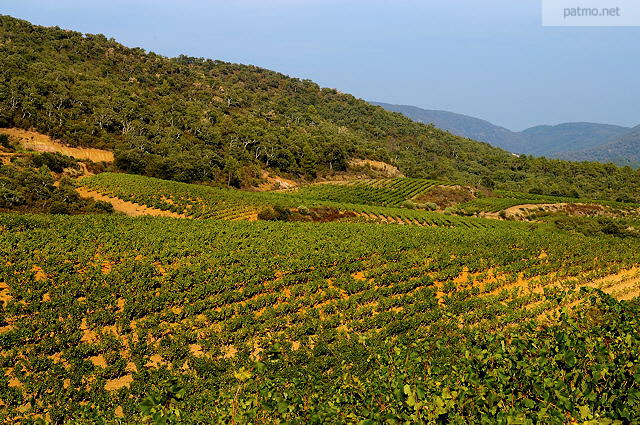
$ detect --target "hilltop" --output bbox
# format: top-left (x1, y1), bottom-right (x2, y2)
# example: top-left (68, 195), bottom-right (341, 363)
top-left (1, 15), bottom-right (640, 201)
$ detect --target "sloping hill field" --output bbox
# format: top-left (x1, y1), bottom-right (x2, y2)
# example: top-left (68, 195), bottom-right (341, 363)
top-left (1, 14), bottom-right (639, 425)
top-left (288, 178), bottom-right (441, 207)
top-left (0, 214), bottom-right (638, 423)
top-left (79, 173), bottom-right (640, 228)
top-left (79, 173), bottom-right (502, 228)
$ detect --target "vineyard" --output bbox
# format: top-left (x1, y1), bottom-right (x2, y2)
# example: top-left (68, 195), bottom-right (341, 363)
top-left (289, 178), bottom-right (441, 207)
top-left (1, 171), bottom-right (640, 424)
top-left (0, 214), bottom-right (638, 423)
top-left (1, 13), bottom-right (639, 425)
top-left (79, 173), bottom-right (640, 233)
top-left (79, 173), bottom-right (503, 229)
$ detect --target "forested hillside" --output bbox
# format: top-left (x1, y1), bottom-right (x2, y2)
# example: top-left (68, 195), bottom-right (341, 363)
top-left (520, 123), bottom-right (632, 157)
top-left (561, 125), bottom-right (640, 167)
top-left (1, 15), bottom-right (640, 201)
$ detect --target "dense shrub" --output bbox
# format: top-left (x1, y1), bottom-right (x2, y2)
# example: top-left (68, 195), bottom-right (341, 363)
top-left (257, 205), bottom-right (291, 221)
top-left (0, 134), bottom-right (12, 150)
top-left (554, 216), bottom-right (638, 238)
top-left (30, 152), bottom-right (78, 173)
top-left (90, 200), bottom-right (115, 213)
top-left (0, 162), bottom-right (113, 214)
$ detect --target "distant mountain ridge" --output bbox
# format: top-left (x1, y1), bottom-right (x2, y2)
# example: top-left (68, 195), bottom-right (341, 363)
top-left (559, 125), bottom-right (640, 167)
top-left (369, 102), bottom-right (528, 153)
top-left (520, 123), bottom-right (631, 157)
top-left (372, 102), bottom-right (635, 163)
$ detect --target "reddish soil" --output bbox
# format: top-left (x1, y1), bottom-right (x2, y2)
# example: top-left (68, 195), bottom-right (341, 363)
top-left (255, 172), bottom-right (298, 191)
top-left (413, 185), bottom-right (477, 209)
top-left (1, 128), bottom-right (114, 162)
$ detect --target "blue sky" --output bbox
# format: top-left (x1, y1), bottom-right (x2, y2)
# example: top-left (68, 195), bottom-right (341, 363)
top-left (2, 0), bottom-right (639, 130)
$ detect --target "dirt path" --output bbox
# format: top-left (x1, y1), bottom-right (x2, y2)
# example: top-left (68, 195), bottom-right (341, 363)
top-left (255, 172), bottom-right (298, 191)
top-left (504, 203), bottom-right (566, 216)
top-left (76, 187), bottom-right (187, 218)
top-left (481, 203), bottom-right (567, 220)
top-left (1, 128), bottom-right (114, 162)
top-left (481, 202), bottom-right (623, 221)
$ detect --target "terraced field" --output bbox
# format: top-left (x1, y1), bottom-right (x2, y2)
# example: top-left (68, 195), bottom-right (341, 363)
top-left (79, 173), bottom-right (501, 228)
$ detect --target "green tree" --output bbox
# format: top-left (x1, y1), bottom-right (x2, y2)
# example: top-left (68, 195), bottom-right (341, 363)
top-left (223, 155), bottom-right (240, 187)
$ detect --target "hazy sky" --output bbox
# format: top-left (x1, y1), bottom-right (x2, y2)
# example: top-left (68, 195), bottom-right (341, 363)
top-left (3, 0), bottom-right (639, 130)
